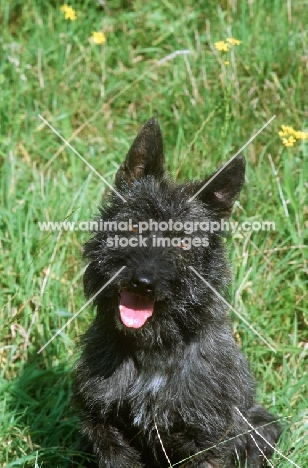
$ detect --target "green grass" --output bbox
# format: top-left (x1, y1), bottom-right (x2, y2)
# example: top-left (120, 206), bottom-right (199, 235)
top-left (0, 0), bottom-right (307, 466)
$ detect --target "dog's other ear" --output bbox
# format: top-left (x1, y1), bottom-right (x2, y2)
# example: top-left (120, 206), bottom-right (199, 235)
top-left (195, 155), bottom-right (245, 218)
top-left (115, 118), bottom-right (164, 187)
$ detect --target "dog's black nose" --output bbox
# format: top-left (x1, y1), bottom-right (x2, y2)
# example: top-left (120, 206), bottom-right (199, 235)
top-left (131, 272), bottom-right (156, 295)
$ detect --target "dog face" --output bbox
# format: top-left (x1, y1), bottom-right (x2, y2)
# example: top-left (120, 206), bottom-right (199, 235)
top-left (83, 119), bottom-right (245, 345)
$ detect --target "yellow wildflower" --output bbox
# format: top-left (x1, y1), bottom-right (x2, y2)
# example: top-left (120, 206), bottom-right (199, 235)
top-left (224, 61), bottom-right (229, 65)
top-left (282, 136), bottom-right (296, 147)
top-left (214, 41), bottom-right (229, 52)
top-left (279, 124), bottom-right (308, 146)
top-left (60, 4), bottom-right (77, 20)
top-left (90, 31), bottom-right (106, 45)
top-left (293, 130), bottom-right (308, 139)
top-left (226, 37), bottom-right (242, 46)
top-left (281, 125), bottom-right (295, 135)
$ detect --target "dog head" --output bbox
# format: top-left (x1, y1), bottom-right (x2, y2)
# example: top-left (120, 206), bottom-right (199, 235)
top-left (83, 119), bottom-right (245, 346)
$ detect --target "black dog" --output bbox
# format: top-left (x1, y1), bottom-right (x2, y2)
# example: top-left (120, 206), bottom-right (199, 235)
top-left (72, 119), bottom-right (281, 467)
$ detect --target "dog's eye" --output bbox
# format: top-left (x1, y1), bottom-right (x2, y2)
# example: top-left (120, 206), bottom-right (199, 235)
top-left (178, 239), bottom-right (190, 250)
top-left (130, 223), bottom-right (139, 233)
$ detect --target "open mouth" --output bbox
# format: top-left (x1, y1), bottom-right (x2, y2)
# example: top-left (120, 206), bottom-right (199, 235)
top-left (119, 290), bottom-right (154, 329)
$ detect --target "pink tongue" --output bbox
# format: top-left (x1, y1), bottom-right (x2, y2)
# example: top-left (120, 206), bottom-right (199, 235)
top-left (119, 290), bottom-right (154, 328)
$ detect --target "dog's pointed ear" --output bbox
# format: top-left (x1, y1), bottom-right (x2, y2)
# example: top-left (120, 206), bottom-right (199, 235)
top-left (115, 118), bottom-right (164, 187)
top-left (195, 155), bottom-right (245, 218)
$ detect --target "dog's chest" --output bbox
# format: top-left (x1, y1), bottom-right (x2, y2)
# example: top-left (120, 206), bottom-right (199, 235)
top-left (120, 353), bottom-right (189, 431)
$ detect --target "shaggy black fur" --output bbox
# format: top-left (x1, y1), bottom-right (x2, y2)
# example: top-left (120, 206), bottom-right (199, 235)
top-left (72, 119), bottom-right (281, 467)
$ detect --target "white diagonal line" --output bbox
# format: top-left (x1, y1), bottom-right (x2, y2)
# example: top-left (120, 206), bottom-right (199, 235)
top-left (188, 115), bottom-right (276, 202)
top-left (249, 432), bottom-right (274, 467)
top-left (154, 417), bottom-right (172, 467)
top-left (37, 266), bottom-right (126, 354)
top-left (43, 49), bottom-right (194, 169)
top-left (171, 418), bottom-right (286, 467)
top-left (40, 178), bottom-right (90, 298)
top-left (235, 407), bottom-right (302, 468)
top-left (38, 114), bottom-right (127, 203)
top-left (188, 266), bottom-right (276, 353)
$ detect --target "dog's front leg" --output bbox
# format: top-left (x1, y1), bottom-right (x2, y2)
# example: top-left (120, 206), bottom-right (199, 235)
top-left (81, 420), bottom-right (144, 468)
